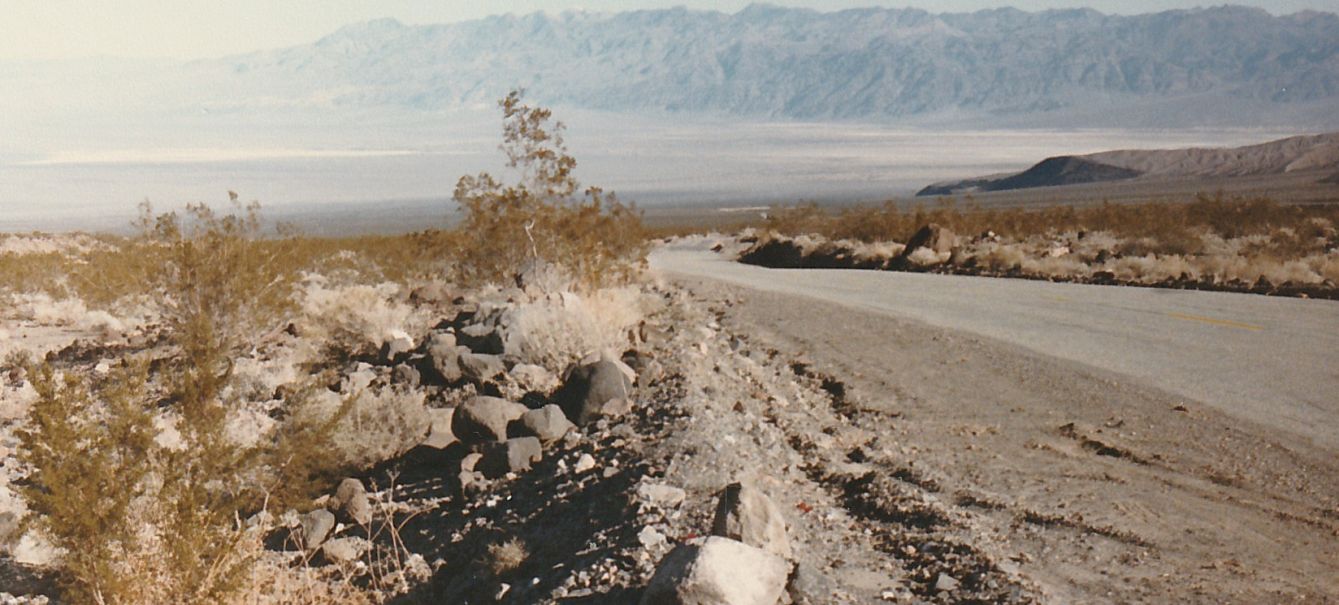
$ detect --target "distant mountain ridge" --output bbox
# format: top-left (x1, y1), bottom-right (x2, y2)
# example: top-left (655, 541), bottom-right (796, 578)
top-left (183, 4), bottom-right (1339, 125)
top-left (917, 132), bottom-right (1339, 196)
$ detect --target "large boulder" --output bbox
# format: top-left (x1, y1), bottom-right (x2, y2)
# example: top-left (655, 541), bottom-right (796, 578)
top-left (641, 537), bottom-right (789, 605)
top-left (712, 482), bottom-right (792, 560)
top-left (554, 358), bottom-right (633, 426)
top-left (451, 396), bottom-right (528, 444)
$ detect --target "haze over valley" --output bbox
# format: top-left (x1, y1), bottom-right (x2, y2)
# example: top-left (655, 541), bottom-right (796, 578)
top-left (3, 4), bottom-right (1338, 230)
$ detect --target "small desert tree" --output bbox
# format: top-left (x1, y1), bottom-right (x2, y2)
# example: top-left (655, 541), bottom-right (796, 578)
top-left (452, 90), bottom-right (647, 288)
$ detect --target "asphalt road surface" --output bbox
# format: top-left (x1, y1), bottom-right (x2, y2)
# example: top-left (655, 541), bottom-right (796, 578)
top-left (651, 239), bottom-right (1339, 449)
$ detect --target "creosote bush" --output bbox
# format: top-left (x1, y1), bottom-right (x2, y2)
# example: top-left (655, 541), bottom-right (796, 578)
top-left (452, 90), bottom-right (647, 289)
top-left (16, 202), bottom-right (358, 603)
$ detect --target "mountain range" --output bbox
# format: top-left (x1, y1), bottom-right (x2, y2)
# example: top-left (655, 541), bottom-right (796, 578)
top-left (180, 4), bottom-right (1339, 126)
top-left (917, 132), bottom-right (1339, 195)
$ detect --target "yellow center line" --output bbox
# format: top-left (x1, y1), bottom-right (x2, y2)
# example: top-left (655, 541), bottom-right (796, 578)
top-left (1164, 312), bottom-right (1264, 332)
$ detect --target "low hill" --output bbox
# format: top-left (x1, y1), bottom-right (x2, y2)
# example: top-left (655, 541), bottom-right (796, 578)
top-left (918, 132), bottom-right (1339, 196)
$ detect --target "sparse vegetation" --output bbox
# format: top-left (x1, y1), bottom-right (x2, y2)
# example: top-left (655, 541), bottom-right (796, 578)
top-left (451, 90), bottom-right (647, 289)
top-left (743, 194), bottom-right (1339, 295)
top-left (0, 94), bottom-right (659, 604)
top-left (485, 536), bottom-right (528, 576)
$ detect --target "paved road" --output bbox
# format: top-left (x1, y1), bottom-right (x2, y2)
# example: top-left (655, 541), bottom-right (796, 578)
top-left (651, 240), bottom-right (1339, 449)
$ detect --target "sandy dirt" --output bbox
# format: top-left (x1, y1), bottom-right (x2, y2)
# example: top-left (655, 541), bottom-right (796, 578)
top-left (667, 274), bottom-right (1339, 603)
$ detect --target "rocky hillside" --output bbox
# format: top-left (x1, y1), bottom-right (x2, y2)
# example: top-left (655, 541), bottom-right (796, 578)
top-left (0, 3), bottom-right (1322, 128)
top-left (166, 5), bottom-right (1339, 124)
top-left (919, 131), bottom-right (1339, 195)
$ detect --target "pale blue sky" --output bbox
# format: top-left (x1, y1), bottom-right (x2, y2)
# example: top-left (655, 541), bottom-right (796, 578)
top-left (5, 0), bottom-right (1336, 60)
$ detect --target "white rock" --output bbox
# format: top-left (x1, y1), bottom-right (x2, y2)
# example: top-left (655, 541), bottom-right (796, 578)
top-left (384, 329), bottom-right (415, 357)
top-left (638, 526), bottom-right (668, 549)
top-left (712, 482), bottom-right (793, 560)
top-left (574, 453), bottom-right (597, 474)
top-left (641, 537), bottom-right (788, 605)
top-left (421, 407), bottom-right (458, 449)
top-left (636, 482), bottom-right (687, 509)
top-left (322, 536), bottom-right (370, 563)
top-left (12, 531), bottom-right (60, 566)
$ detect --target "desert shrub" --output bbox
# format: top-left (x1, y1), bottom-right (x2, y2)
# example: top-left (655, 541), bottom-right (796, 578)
top-left (13, 202), bottom-right (372, 603)
top-left (262, 382), bottom-right (357, 514)
top-left (326, 386), bottom-right (429, 471)
top-left (451, 91), bottom-right (647, 289)
top-left (16, 361), bottom-right (158, 604)
top-left (142, 199), bottom-right (300, 352)
top-left (494, 286), bottom-right (651, 368)
top-left (760, 194), bottom-right (1339, 254)
top-left (297, 277), bottom-right (427, 359)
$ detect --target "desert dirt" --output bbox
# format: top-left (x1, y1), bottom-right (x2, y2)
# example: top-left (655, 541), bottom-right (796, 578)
top-left (2, 232), bottom-right (1337, 604)
top-left (660, 272), bottom-right (1339, 603)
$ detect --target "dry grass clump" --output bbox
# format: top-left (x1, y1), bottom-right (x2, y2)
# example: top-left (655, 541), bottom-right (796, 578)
top-left (485, 537), bottom-right (528, 576)
top-left (490, 285), bottom-right (653, 369)
top-left (322, 386), bottom-right (430, 472)
top-left (451, 90), bottom-right (647, 290)
top-left (297, 277), bottom-right (428, 359)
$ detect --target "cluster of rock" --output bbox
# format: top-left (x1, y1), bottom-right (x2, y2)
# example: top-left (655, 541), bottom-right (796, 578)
top-left (737, 223), bottom-right (1339, 299)
top-left (642, 482), bottom-right (811, 605)
top-left (738, 225), bottom-right (955, 271)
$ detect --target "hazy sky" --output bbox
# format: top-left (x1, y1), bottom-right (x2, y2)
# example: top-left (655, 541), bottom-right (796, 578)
top-left (5, 0), bottom-right (1336, 60)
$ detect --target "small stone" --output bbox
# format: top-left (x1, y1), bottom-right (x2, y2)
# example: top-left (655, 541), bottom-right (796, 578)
top-left (788, 563), bottom-right (838, 605)
top-left (332, 478), bottom-right (373, 526)
top-left (509, 363), bottom-right (558, 392)
top-left (425, 333), bottom-right (462, 385)
top-left (636, 482), bottom-right (687, 509)
top-left (461, 452), bottom-right (484, 473)
top-left (382, 329), bottom-right (416, 362)
top-left (300, 509), bottom-right (336, 549)
top-left (422, 407), bottom-right (458, 449)
top-left (554, 358), bottom-right (633, 425)
top-left (516, 405), bottom-right (576, 444)
top-left (452, 396), bottom-right (528, 444)
top-left (574, 453), bottom-right (597, 474)
top-left (459, 350), bottom-right (506, 383)
top-left (322, 536), bottom-right (370, 563)
top-left (479, 437), bottom-right (543, 478)
top-left (712, 482), bottom-right (793, 559)
top-left (934, 573), bottom-right (960, 592)
top-left (639, 526), bottom-right (668, 549)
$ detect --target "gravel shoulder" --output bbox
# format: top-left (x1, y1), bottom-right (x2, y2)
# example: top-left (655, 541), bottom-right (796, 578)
top-left (661, 268), bottom-right (1339, 603)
